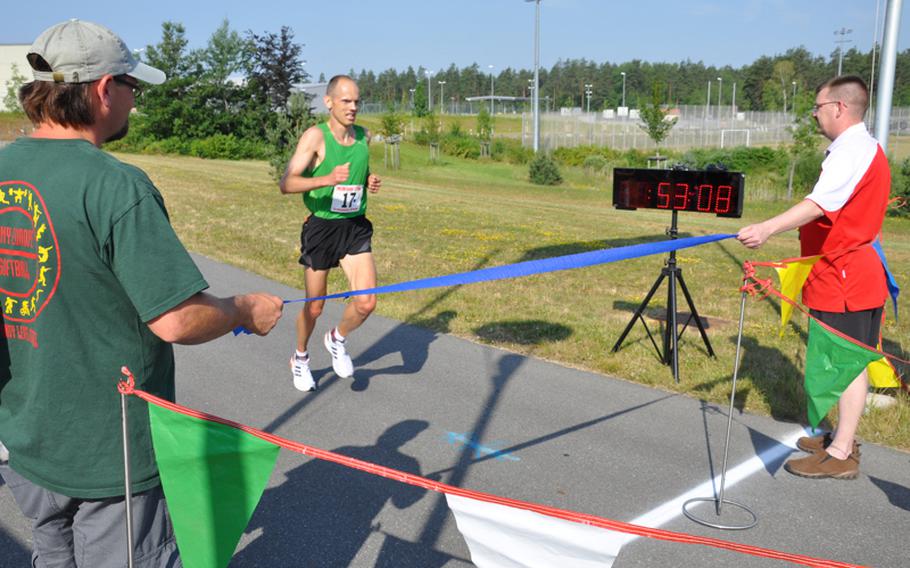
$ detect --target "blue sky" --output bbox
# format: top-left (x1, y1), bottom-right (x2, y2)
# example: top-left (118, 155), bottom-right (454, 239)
top-left (5, 1), bottom-right (907, 81)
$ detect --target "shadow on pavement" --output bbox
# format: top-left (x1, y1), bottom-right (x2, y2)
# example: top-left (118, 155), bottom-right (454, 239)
top-left (868, 476), bottom-right (910, 512)
top-left (233, 420), bottom-right (460, 567)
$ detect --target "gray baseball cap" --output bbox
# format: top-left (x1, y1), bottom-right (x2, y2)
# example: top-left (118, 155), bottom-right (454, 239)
top-left (28, 19), bottom-right (166, 85)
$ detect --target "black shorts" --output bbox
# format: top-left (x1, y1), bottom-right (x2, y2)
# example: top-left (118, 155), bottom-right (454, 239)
top-left (299, 215), bottom-right (373, 270)
top-left (809, 307), bottom-right (883, 348)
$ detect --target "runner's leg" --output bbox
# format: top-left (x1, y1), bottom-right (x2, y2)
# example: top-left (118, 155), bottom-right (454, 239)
top-left (336, 252), bottom-right (377, 337)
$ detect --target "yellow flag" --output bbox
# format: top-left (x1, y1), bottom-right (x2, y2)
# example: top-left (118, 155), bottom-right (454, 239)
top-left (773, 256), bottom-right (821, 336)
top-left (868, 348), bottom-right (901, 388)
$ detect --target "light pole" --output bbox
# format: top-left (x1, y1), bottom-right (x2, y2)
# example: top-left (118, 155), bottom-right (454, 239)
top-left (526, 0), bottom-right (541, 152)
top-left (834, 27), bottom-right (853, 75)
top-left (717, 77), bottom-right (722, 120)
top-left (620, 71), bottom-right (626, 108)
top-left (791, 81), bottom-right (797, 111)
top-left (584, 83), bottom-right (593, 113)
top-left (409, 88), bottom-right (415, 110)
top-left (425, 70), bottom-right (433, 113)
top-left (731, 81), bottom-right (737, 120)
top-left (488, 64), bottom-right (495, 115)
top-left (438, 80), bottom-right (446, 114)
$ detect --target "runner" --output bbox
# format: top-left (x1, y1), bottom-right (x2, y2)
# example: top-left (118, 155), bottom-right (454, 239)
top-left (280, 75), bottom-right (382, 391)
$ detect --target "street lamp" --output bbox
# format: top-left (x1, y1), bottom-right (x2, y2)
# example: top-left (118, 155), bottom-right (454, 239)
top-left (792, 81), bottom-right (797, 111)
top-left (584, 83), bottom-right (593, 113)
top-left (525, 0), bottom-right (541, 152)
top-left (409, 88), bottom-right (415, 109)
top-left (438, 80), bottom-right (446, 114)
top-left (488, 64), bottom-right (495, 115)
top-left (425, 70), bottom-right (433, 113)
top-left (717, 77), bottom-right (722, 119)
top-left (620, 71), bottom-right (626, 108)
top-left (834, 27), bottom-right (853, 76)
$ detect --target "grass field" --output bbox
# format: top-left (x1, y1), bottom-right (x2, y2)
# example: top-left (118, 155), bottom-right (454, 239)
top-left (117, 143), bottom-right (910, 451)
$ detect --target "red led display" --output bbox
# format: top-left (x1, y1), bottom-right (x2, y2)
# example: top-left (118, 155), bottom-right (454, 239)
top-left (612, 168), bottom-right (744, 218)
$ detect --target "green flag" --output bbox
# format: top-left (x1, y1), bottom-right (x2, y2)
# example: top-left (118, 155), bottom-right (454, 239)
top-left (148, 404), bottom-right (279, 568)
top-left (804, 318), bottom-right (883, 427)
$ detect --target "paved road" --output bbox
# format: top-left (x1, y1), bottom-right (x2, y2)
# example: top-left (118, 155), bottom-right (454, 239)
top-left (2, 254), bottom-right (908, 567)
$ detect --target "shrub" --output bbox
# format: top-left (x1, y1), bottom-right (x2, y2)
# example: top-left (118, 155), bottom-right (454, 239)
top-left (492, 139), bottom-right (533, 164)
top-left (441, 133), bottom-right (480, 159)
top-left (582, 154), bottom-right (608, 175)
top-left (791, 151), bottom-right (825, 195)
top-left (529, 153), bottom-right (563, 185)
top-left (890, 158), bottom-right (910, 217)
top-left (189, 134), bottom-right (268, 160)
top-left (680, 146), bottom-right (789, 174)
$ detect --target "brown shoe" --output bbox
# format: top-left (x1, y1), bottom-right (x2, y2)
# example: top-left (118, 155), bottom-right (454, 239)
top-left (784, 450), bottom-right (860, 479)
top-left (795, 433), bottom-right (860, 455)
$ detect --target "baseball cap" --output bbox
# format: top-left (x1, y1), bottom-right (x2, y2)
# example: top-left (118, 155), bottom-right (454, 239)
top-left (28, 19), bottom-right (166, 85)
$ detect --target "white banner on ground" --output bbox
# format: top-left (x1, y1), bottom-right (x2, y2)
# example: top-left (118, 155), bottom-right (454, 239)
top-left (446, 493), bottom-right (624, 567)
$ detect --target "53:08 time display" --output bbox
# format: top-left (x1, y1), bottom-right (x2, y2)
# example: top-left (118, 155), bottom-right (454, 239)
top-left (656, 182), bottom-right (735, 213)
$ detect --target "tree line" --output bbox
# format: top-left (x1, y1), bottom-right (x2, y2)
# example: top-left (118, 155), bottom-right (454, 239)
top-left (350, 46), bottom-right (910, 112)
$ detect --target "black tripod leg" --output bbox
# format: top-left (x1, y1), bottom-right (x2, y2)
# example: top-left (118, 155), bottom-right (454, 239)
top-left (676, 272), bottom-right (715, 357)
top-left (611, 271), bottom-right (667, 354)
top-left (667, 267), bottom-right (680, 383)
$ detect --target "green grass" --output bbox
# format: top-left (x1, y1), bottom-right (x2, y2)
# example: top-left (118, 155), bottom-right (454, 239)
top-left (115, 145), bottom-right (909, 449)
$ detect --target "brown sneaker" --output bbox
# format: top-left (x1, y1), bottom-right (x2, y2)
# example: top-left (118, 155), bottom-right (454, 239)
top-left (795, 433), bottom-right (860, 455)
top-left (784, 450), bottom-right (860, 479)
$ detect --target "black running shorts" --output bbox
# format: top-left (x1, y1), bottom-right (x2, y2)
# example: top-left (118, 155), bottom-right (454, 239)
top-left (299, 215), bottom-right (373, 270)
top-left (809, 306), bottom-right (883, 348)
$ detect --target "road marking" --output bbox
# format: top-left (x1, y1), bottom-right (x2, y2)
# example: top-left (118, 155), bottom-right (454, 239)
top-left (446, 431), bottom-right (521, 462)
top-left (619, 428), bottom-right (807, 544)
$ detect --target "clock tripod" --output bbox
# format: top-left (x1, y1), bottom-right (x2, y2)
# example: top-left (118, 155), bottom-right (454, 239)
top-left (611, 210), bottom-right (715, 383)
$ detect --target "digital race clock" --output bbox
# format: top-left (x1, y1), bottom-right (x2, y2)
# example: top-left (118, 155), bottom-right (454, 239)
top-left (612, 168), bottom-right (745, 218)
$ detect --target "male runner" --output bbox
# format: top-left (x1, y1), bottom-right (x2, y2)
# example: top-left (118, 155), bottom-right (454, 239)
top-left (280, 75), bottom-right (381, 391)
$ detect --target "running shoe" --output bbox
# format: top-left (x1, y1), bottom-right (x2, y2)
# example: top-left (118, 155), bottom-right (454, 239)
top-left (290, 354), bottom-right (316, 392)
top-left (324, 331), bottom-right (354, 378)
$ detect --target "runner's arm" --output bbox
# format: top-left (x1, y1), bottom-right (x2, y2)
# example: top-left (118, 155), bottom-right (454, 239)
top-left (279, 127), bottom-right (349, 194)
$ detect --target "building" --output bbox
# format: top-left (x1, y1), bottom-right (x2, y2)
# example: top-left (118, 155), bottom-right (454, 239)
top-left (0, 45), bottom-right (30, 111)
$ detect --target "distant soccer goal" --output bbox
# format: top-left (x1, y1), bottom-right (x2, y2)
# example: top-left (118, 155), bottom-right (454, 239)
top-left (720, 129), bottom-right (751, 148)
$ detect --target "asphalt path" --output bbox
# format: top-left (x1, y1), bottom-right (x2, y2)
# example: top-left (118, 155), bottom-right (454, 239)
top-left (1, 253), bottom-right (908, 567)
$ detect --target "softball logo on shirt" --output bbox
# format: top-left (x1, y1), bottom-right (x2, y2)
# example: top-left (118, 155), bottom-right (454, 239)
top-left (331, 184), bottom-right (363, 214)
top-left (0, 180), bottom-right (60, 348)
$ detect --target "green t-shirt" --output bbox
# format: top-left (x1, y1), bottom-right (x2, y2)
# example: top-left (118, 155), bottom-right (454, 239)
top-left (0, 138), bottom-right (208, 498)
top-left (302, 123), bottom-right (370, 219)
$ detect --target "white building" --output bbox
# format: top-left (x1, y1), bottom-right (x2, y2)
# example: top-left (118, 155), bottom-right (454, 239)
top-left (0, 45), bottom-right (30, 111)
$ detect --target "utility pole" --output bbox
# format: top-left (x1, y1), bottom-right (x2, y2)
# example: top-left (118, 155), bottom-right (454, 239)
top-left (834, 27), bottom-right (854, 75)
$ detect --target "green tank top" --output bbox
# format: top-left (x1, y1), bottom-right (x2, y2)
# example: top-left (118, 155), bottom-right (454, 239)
top-left (302, 122), bottom-right (370, 219)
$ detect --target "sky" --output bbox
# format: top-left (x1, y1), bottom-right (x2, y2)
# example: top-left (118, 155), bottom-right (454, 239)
top-left (4, 0), bottom-right (908, 82)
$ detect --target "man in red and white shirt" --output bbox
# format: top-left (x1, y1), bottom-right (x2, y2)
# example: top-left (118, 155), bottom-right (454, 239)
top-left (738, 76), bottom-right (889, 479)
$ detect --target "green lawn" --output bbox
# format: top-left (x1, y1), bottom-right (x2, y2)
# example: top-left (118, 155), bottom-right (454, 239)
top-left (118, 143), bottom-right (910, 451)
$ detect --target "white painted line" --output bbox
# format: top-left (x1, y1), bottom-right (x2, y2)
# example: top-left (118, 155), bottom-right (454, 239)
top-left (618, 428), bottom-right (808, 544)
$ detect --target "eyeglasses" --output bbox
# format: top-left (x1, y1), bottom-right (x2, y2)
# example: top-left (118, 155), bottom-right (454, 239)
top-left (811, 101), bottom-right (840, 114)
top-left (112, 75), bottom-right (143, 98)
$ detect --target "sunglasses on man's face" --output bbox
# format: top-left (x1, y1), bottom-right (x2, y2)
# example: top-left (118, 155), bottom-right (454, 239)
top-left (113, 75), bottom-right (143, 97)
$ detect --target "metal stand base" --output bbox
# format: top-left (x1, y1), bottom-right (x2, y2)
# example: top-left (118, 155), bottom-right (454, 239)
top-left (682, 497), bottom-right (758, 530)
top-left (682, 290), bottom-right (759, 531)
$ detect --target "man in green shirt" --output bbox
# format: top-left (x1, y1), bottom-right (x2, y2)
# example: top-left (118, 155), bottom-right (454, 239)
top-left (0, 20), bottom-right (283, 567)
top-left (280, 75), bottom-right (381, 391)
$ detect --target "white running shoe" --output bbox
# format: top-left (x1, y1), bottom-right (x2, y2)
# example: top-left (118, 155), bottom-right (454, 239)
top-left (290, 354), bottom-right (316, 392)
top-left (324, 331), bottom-right (354, 378)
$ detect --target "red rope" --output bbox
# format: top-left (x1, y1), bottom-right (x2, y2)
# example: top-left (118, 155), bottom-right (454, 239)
top-left (118, 368), bottom-right (866, 568)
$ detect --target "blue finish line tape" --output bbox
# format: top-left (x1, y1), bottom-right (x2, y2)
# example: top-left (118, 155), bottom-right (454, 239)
top-left (234, 233), bottom-right (736, 335)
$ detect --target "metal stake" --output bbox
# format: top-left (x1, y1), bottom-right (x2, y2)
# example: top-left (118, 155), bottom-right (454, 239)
top-left (121, 392), bottom-right (135, 568)
top-left (682, 289), bottom-right (758, 530)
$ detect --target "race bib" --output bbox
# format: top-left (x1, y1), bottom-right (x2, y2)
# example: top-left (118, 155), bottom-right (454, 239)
top-left (331, 184), bottom-right (363, 213)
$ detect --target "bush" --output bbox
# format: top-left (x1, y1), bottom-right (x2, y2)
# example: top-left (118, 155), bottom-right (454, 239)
top-left (528, 153), bottom-right (563, 185)
top-left (889, 158), bottom-right (910, 217)
top-left (791, 151), bottom-right (826, 195)
top-left (189, 134), bottom-right (268, 160)
top-left (679, 146), bottom-right (789, 174)
top-left (441, 133), bottom-right (480, 159)
top-left (491, 139), bottom-right (533, 164)
top-left (582, 154), bottom-right (608, 175)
